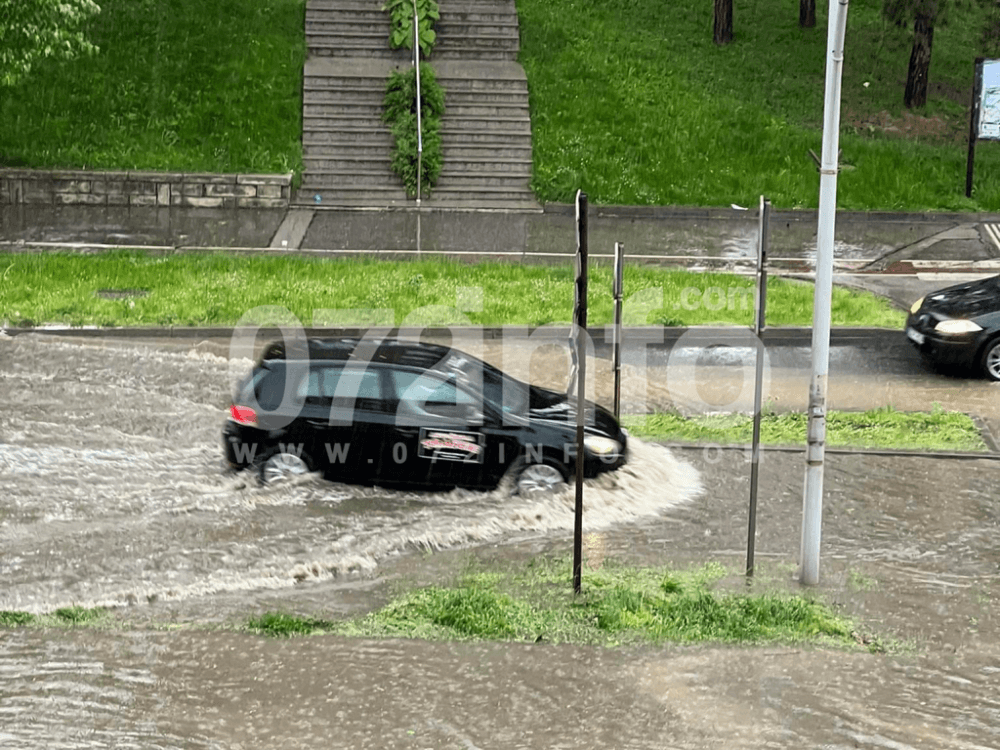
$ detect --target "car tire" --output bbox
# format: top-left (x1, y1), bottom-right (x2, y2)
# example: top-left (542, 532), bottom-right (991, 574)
top-left (258, 448), bottom-right (314, 484)
top-left (514, 457), bottom-right (569, 496)
top-left (981, 337), bottom-right (1000, 382)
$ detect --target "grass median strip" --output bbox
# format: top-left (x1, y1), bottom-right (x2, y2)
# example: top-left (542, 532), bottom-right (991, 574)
top-left (244, 558), bottom-right (876, 650)
top-left (623, 406), bottom-right (989, 453)
top-left (0, 251), bottom-right (905, 328)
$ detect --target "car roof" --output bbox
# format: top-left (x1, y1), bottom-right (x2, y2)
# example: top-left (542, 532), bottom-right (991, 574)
top-left (259, 338), bottom-right (462, 371)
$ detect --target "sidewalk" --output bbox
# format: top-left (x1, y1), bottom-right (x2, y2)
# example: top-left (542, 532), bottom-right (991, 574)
top-left (4, 202), bottom-right (1000, 306)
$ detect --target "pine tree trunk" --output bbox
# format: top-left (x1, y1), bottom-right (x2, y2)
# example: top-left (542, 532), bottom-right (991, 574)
top-left (799, 0), bottom-right (816, 28)
top-left (904, 14), bottom-right (934, 109)
top-left (714, 0), bottom-right (733, 45)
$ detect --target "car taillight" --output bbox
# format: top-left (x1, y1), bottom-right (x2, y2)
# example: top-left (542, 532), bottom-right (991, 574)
top-left (229, 404), bottom-right (258, 426)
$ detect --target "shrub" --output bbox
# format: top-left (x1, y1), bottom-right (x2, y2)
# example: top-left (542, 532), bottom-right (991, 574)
top-left (383, 0), bottom-right (439, 57)
top-left (383, 63), bottom-right (445, 197)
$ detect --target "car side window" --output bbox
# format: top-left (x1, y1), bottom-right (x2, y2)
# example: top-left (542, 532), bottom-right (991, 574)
top-left (333, 368), bottom-right (382, 411)
top-left (390, 369), bottom-right (475, 419)
top-left (297, 365), bottom-right (381, 410)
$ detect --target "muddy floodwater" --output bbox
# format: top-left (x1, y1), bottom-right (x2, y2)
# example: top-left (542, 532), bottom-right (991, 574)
top-left (1, 334), bottom-right (999, 748)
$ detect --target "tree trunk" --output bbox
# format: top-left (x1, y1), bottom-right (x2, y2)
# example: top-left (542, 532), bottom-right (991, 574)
top-left (799, 0), bottom-right (816, 28)
top-left (714, 0), bottom-right (733, 45)
top-left (904, 14), bottom-right (934, 108)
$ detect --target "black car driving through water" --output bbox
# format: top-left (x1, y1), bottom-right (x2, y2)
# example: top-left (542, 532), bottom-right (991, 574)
top-left (223, 338), bottom-right (628, 494)
top-left (905, 274), bottom-right (1000, 381)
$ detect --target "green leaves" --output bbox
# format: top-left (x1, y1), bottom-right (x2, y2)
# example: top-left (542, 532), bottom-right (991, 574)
top-left (0, 0), bottom-right (102, 87)
top-left (383, 64), bottom-right (445, 197)
top-left (382, 0), bottom-right (439, 58)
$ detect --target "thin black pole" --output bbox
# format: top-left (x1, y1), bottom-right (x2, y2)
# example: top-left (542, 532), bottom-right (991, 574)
top-left (612, 241), bottom-right (624, 419)
top-left (747, 196), bottom-right (770, 577)
top-left (967, 58), bottom-right (984, 199)
top-left (573, 190), bottom-right (588, 596)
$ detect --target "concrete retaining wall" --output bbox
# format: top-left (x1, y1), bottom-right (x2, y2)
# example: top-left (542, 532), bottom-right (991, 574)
top-left (0, 169), bottom-right (293, 209)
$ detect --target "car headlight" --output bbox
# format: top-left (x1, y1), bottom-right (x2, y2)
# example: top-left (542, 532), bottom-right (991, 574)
top-left (934, 319), bottom-right (983, 334)
top-left (584, 436), bottom-right (621, 456)
top-left (910, 297), bottom-right (924, 314)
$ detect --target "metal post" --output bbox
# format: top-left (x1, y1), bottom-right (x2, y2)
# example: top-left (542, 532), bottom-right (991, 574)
top-left (612, 241), bottom-right (624, 419)
top-left (747, 197), bottom-right (770, 577)
top-left (801, 0), bottom-right (849, 586)
top-left (573, 190), bottom-right (588, 595)
top-left (413, 0), bottom-right (423, 253)
top-left (967, 58), bottom-right (984, 199)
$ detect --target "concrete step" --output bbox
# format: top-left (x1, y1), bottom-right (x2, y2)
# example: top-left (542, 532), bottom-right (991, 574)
top-left (436, 21), bottom-right (518, 36)
top-left (307, 41), bottom-right (398, 58)
top-left (305, 33), bottom-right (391, 47)
top-left (303, 112), bottom-right (387, 128)
top-left (304, 156), bottom-right (396, 172)
top-left (440, 116), bottom-right (531, 133)
top-left (439, 129), bottom-right (531, 145)
top-left (435, 78), bottom-right (527, 94)
top-left (305, 19), bottom-right (388, 33)
top-left (437, 31), bottom-right (519, 47)
top-left (305, 142), bottom-right (393, 157)
top-left (304, 89), bottom-right (386, 105)
top-left (296, 187), bottom-right (412, 207)
top-left (428, 186), bottom-right (536, 203)
top-left (444, 91), bottom-right (526, 105)
top-left (435, 173), bottom-right (531, 188)
top-left (434, 49), bottom-right (518, 61)
top-left (303, 126), bottom-right (393, 144)
top-left (447, 104), bottom-right (530, 118)
top-left (304, 103), bottom-right (385, 118)
top-left (442, 145), bottom-right (532, 160)
top-left (439, 159), bottom-right (532, 175)
top-left (302, 169), bottom-right (402, 187)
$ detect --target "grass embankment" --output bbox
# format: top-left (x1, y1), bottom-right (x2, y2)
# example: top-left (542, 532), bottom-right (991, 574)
top-left (624, 406), bottom-right (989, 453)
top-left (244, 558), bottom-right (874, 649)
top-left (0, 0), bottom-right (305, 174)
top-left (0, 252), bottom-right (905, 328)
top-left (518, 0), bottom-right (1000, 210)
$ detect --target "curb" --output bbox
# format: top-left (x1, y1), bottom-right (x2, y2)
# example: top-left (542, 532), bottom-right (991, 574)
top-left (0, 325), bottom-right (905, 348)
top-left (660, 442), bottom-right (1000, 461)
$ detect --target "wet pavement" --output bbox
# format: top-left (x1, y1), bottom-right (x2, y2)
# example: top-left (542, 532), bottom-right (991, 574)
top-left (1, 333), bottom-right (1000, 748)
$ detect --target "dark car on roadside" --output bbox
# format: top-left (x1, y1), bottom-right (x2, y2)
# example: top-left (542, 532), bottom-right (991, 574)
top-left (905, 274), bottom-right (1000, 381)
top-left (223, 338), bottom-right (628, 494)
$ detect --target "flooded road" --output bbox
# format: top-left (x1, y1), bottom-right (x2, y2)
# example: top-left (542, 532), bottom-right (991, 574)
top-left (0, 334), bottom-right (701, 617)
top-left (2, 333), bottom-right (999, 748)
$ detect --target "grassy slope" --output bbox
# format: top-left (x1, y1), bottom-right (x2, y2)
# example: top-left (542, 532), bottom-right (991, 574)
top-left (1, 0), bottom-right (994, 210)
top-left (517, 0), bottom-right (1000, 210)
top-left (0, 0), bottom-right (305, 174)
top-left (0, 252), bottom-right (906, 328)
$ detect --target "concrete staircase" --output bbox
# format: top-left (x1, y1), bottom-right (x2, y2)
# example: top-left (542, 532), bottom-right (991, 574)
top-left (297, 0), bottom-right (539, 211)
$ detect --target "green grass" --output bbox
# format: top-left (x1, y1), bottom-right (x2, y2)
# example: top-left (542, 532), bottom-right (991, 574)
top-left (518, 0), bottom-right (1000, 210)
top-left (623, 405), bottom-right (988, 452)
top-left (0, 607), bottom-right (108, 628)
top-left (0, 251), bottom-right (905, 328)
top-left (245, 558), bottom-right (869, 649)
top-left (0, 0), bottom-right (305, 174)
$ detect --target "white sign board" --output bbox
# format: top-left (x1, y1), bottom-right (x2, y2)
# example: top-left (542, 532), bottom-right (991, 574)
top-left (978, 59), bottom-right (1000, 140)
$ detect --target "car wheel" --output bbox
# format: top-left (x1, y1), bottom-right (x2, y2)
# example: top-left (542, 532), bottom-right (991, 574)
top-left (516, 460), bottom-right (568, 496)
top-left (259, 449), bottom-right (313, 484)
top-left (981, 338), bottom-right (1000, 382)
